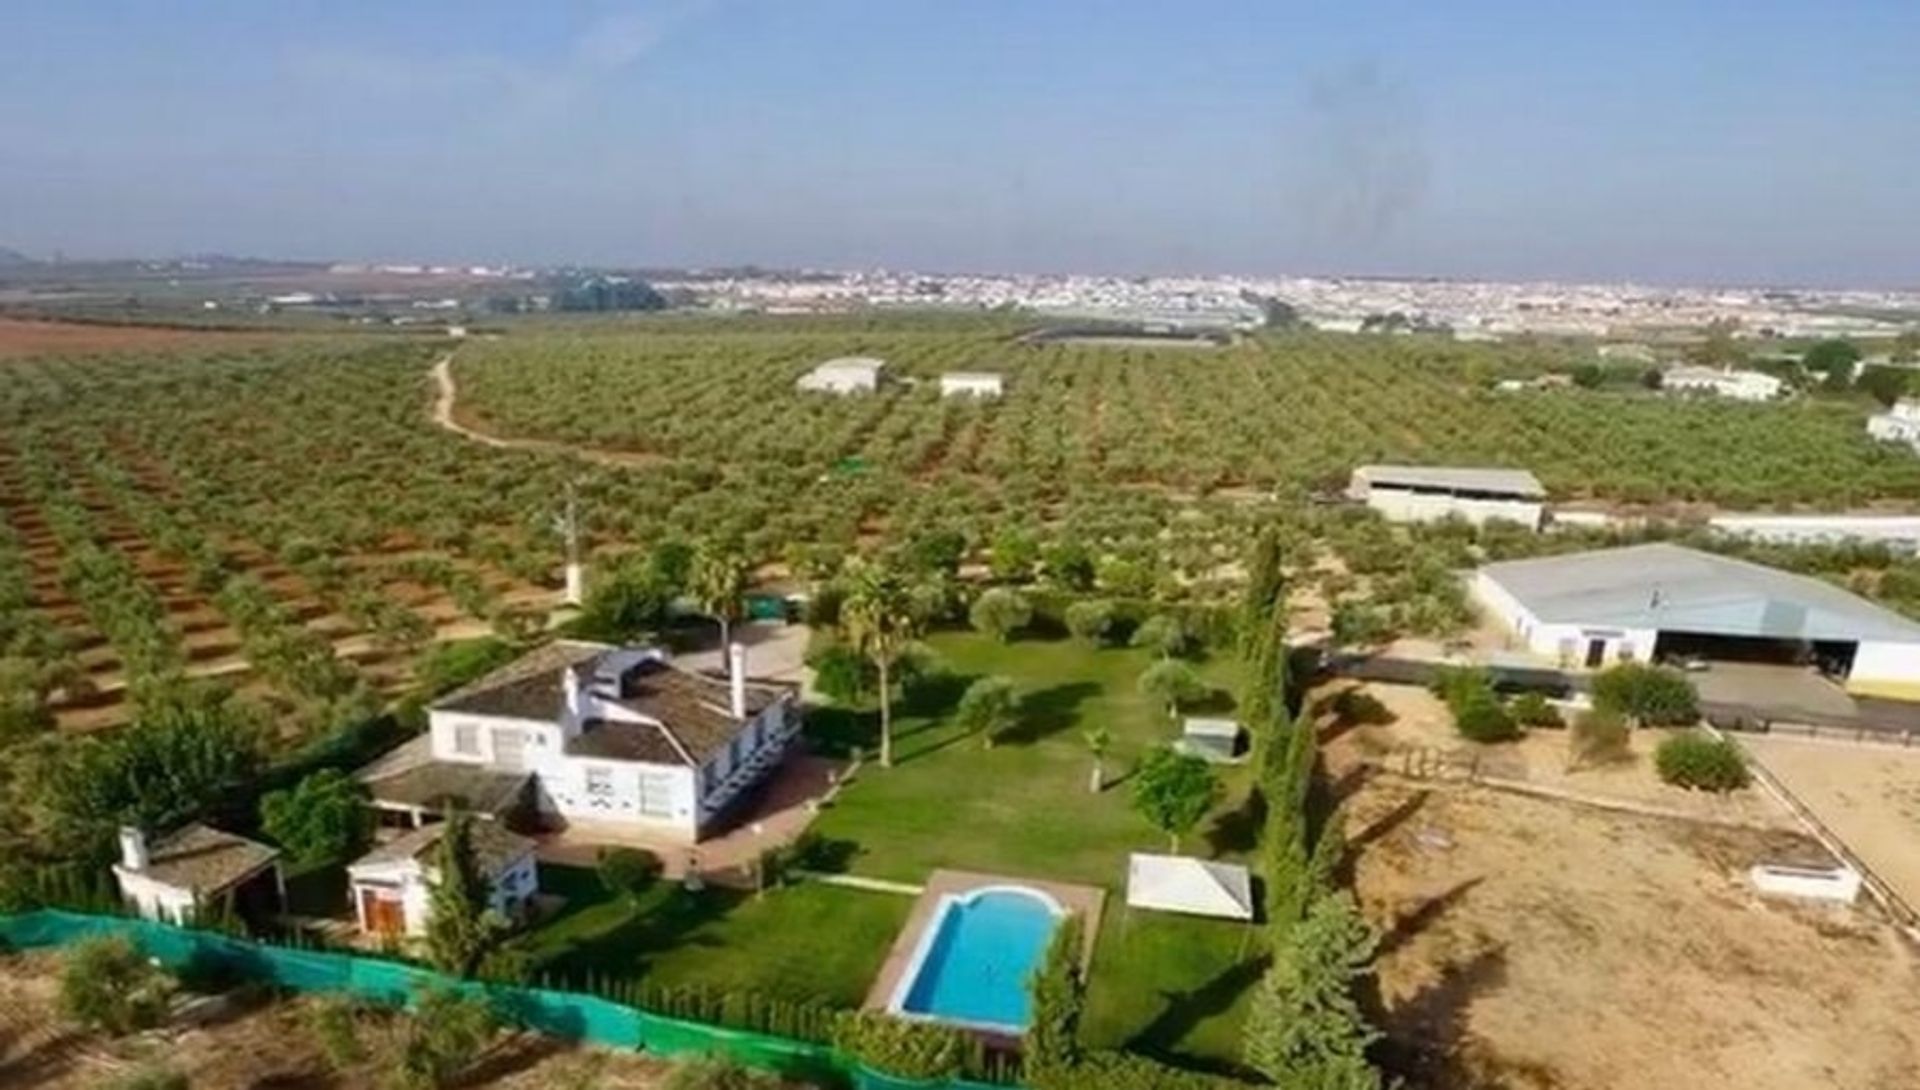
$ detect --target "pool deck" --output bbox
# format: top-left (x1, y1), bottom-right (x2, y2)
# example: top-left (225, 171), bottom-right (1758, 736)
top-left (861, 868), bottom-right (1106, 1021)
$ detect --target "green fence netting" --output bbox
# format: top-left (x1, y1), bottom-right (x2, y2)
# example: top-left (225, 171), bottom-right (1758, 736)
top-left (0, 909), bottom-right (1010, 1090)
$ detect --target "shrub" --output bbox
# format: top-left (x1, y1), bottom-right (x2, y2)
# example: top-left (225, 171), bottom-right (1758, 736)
top-left (1592, 663), bottom-right (1698, 727)
top-left (260, 769), bottom-right (375, 868)
top-left (104, 1068), bottom-right (188, 1090)
top-left (1655, 732), bottom-right (1750, 792)
top-left (596, 847), bottom-right (664, 902)
top-left (395, 986), bottom-right (497, 1089)
top-left (1508, 691), bottom-right (1563, 728)
top-left (1062, 599), bottom-right (1116, 645)
top-left (306, 994), bottom-right (370, 1071)
top-left (1567, 708), bottom-right (1632, 771)
top-left (1137, 659), bottom-right (1204, 718)
top-left (662, 1055), bottom-right (785, 1090)
top-left (59, 935), bottom-right (173, 1035)
top-left (1130, 614), bottom-right (1195, 658)
top-left (969, 588), bottom-right (1033, 642)
top-left (955, 676), bottom-right (1020, 748)
top-left (831, 1011), bottom-right (973, 1082)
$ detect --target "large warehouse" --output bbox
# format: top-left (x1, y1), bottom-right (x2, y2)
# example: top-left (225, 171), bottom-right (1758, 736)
top-left (1472, 543), bottom-right (1920, 697)
top-left (1349, 465), bottom-right (1545, 529)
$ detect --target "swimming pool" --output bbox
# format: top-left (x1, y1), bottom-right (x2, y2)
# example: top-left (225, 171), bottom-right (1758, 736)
top-left (888, 885), bottom-right (1064, 1032)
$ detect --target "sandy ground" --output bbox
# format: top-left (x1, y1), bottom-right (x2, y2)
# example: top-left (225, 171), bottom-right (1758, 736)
top-left (1345, 781), bottom-right (1920, 1090)
top-left (1330, 681), bottom-right (1792, 829)
top-left (0, 951), bottom-right (687, 1089)
top-left (0, 317), bottom-right (284, 358)
top-left (1737, 733), bottom-right (1920, 915)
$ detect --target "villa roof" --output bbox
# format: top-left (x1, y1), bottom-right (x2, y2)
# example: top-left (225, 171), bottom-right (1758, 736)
top-left (433, 640), bottom-right (607, 721)
top-left (349, 820), bottom-right (534, 877)
top-left (123, 823), bottom-right (278, 896)
top-left (355, 735), bottom-right (531, 816)
top-left (1480, 543), bottom-right (1920, 644)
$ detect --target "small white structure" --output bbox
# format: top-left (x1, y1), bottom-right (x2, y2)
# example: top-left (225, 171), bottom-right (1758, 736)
top-left (1126, 854), bottom-right (1254, 920)
top-left (346, 821), bottom-right (539, 938)
top-left (938, 371), bottom-right (1004, 398)
top-left (1661, 366), bottom-right (1783, 402)
top-left (796, 356), bottom-right (885, 394)
top-left (1748, 863), bottom-right (1862, 904)
top-left (1867, 398), bottom-right (1920, 452)
top-left (1178, 717), bottom-right (1246, 763)
top-left (1349, 465), bottom-right (1545, 530)
top-left (112, 824), bottom-right (281, 925)
top-left (360, 640), bottom-right (801, 843)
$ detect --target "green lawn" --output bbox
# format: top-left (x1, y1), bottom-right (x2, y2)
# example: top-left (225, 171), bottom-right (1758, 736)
top-left (512, 864), bottom-right (908, 1006)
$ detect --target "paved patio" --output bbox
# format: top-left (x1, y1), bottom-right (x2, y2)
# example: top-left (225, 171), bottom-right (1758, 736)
top-left (533, 752), bottom-right (846, 886)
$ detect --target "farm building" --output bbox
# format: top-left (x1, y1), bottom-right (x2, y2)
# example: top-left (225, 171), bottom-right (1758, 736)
top-left (796, 356), bottom-right (885, 394)
top-left (938, 371), bottom-right (1004, 398)
top-left (112, 824), bottom-right (282, 925)
top-left (1661, 365), bottom-right (1783, 401)
top-left (1348, 465), bottom-right (1545, 529)
top-left (360, 641), bottom-right (801, 843)
top-left (1867, 398), bottom-right (1920, 452)
top-left (1472, 543), bottom-right (1920, 697)
top-left (346, 821), bottom-right (538, 937)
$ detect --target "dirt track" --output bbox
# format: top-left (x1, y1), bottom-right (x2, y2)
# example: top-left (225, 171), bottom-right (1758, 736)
top-left (429, 353), bottom-right (671, 468)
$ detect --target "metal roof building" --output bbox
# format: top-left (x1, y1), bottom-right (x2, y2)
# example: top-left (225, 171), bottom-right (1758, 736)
top-left (1349, 464), bottom-right (1546, 530)
top-left (1472, 543), bottom-right (1920, 697)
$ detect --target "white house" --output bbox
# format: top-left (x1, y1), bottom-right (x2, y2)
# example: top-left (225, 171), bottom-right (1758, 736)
top-left (796, 356), bottom-right (886, 394)
top-left (1348, 465), bottom-right (1546, 530)
top-left (1661, 366), bottom-right (1783, 402)
top-left (1867, 398), bottom-right (1920, 452)
top-left (1472, 543), bottom-right (1920, 696)
top-left (938, 372), bottom-right (1004, 398)
top-left (111, 824), bottom-right (282, 925)
top-left (361, 641), bottom-right (802, 843)
top-left (346, 821), bottom-right (538, 938)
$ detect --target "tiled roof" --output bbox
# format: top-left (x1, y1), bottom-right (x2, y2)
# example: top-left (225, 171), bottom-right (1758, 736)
top-left (126, 823), bottom-right (277, 895)
top-left (356, 735), bottom-right (531, 816)
top-left (350, 820), bottom-right (534, 877)
top-left (433, 640), bottom-right (608, 721)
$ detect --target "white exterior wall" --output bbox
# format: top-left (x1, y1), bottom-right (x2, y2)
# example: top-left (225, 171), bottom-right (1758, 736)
top-left (1470, 571), bottom-right (1655, 667)
top-left (351, 850), bottom-right (539, 937)
top-left (1867, 402), bottom-right (1920, 448)
top-left (111, 870), bottom-right (198, 924)
top-left (1850, 641), bottom-right (1920, 689)
top-left (939, 375), bottom-right (1003, 398)
top-left (1365, 487), bottom-right (1542, 530)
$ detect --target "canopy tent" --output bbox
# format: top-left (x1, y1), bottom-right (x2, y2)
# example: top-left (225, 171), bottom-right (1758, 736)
top-left (1125, 853), bottom-right (1254, 920)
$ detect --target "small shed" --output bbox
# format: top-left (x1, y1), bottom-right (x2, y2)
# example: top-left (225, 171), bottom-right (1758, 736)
top-left (112, 824), bottom-right (283, 925)
top-left (1179, 717), bottom-right (1247, 763)
top-left (1126, 854), bottom-right (1254, 920)
top-left (347, 821), bottom-right (538, 937)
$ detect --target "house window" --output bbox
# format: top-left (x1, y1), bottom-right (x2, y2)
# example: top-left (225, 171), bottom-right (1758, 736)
top-left (585, 767), bottom-right (614, 799)
top-left (452, 724), bottom-right (479, 756)
top-left (638, 771), bottom-right (674, 818)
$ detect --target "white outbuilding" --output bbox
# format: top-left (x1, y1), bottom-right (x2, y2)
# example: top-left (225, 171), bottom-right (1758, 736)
top-left (938, 371), bottom-right (1004, 398)
top-left (1125, 854), bottom-right (1254, 920)
top-left (796, 356), bottom-right (886, 394)
top-left (346, 820), bottom-right (539, 938)
top-left (1661, 366), bottom-right (1783, 401)
top-left (1472, 542), bottom-right (1920, 697)
top-left (1867, 398), bottom-right (1920, 452)
top-left (112, 824), bottom-right (283, 925)
top-left (1349, 465), bottom-right (1545, 530)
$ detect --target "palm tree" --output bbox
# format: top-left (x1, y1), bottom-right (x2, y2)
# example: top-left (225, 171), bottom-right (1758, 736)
top-left (839, 560), bottom-right (920, 769)
top-left (1082, 726), bottom-right (1111, 794)
top-left (689, 538), bottom-right (749, 650)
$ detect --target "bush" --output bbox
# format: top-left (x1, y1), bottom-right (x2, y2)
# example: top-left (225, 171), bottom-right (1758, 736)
top-left (1567, 708), bottom-right (1632, 771)
top-left (1592, 663), bottom-right (1698, 727)
top-left (104, 1068), bottom-right (189, 1090)
top-left (597, 847), bottom-right (664, 902)
top-left (1029, 1051), bottom-right (1248, 1090)
top-left (955, 676), bottom-right (1019, 747)
top-left (1432, 668), bottom-right (1520, 743)
top-left (1130, 614), bottom-right (1195, 658)
top-left (969, 588), bottom-right (1033, 642)
top-left (1654, 732), bottom-right (1750, 792)
top-left (663, 1055), bottom-right (785, 1090)
top-left (305, 994), bottom-right (370, 1071)
top-left (1509, 691), bottom-right (1563, 728)
top-left (831, 1011), bottom-right (974, 1082)
top-left (260, 769), bottom-right (375, 867)
top-left (59, 935), bottom-right (173, 1035)
top-left (1062, 599), bottom-right (1116, 645)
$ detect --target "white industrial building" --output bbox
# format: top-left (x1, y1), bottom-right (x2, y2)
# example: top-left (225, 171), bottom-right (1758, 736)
top-left (796, 356), bottom-right (886, 394)
top-left (1867, 398), bottom-right (1920, 452)
top-left (938, 371), bottom-right (1004, 398)
top-left (358, 641), bottom-right (801, 843)
top-left (1472, 543), bottom-right (1920, 696)
top-left (1661, 366), bottom-right (1784, 401)
top-left (1349, 465), bottom-right (1545, 529)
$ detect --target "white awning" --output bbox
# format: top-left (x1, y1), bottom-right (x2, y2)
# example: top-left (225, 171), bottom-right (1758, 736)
top-left (1126, 853), bottom-right (1254, 920)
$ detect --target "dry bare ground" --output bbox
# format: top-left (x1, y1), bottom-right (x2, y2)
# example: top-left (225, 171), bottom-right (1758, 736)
top-left (1324, 685), bottom-right (1920, 1090)
top-left (0, 318), bottom-right (286, 358)
top-left (0, 952), bottom-right (681, 1089)
top-left (1737, 734), bottom-right (1920, 915)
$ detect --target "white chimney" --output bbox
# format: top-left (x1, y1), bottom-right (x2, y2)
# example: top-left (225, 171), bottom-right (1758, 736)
top-left (562, 664), bottom-right (586, 726)
top-left (728, 643), bottom-right (748, 719)
top-left (118, 827), bottom-right (149, 872)
top-left (564, 561), bottom-right (585, 606)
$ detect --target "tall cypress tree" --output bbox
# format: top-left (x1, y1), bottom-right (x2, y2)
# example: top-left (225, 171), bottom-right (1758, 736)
top-left (424, 811), bottom-right (499, 978)
top-left (1244, 893), bottom-right (1381, 1090)
top-left (1239, 526), bottom-right (1285, 658)
top-left (1025, 913), bottom-right (1086, 1079)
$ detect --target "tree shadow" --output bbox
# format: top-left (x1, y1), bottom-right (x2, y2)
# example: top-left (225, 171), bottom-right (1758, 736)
top-left (1127, 952), bottom-right (1270, 1072)
top-left (900, 670), bottom-right (979, 719)
top-left (1376, 876), bottom-right (1487, 959)
top-left (1366, 945), bottom-right (1511, 1090)
top-left (1348, 790), bottom-right (1431, 855)
top-left (536, 884), bottom-right (744, 985)
top-left (1184, 688), bottom-right (1238, 717)
top-left (1000, 681), bottom-right (1101, 746)
top-left (1204, 788), bottom-right (1266, 857)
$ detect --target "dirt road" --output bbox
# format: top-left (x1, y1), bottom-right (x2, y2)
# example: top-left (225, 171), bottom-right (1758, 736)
top-left (429, 353), bottom-right (671, 468)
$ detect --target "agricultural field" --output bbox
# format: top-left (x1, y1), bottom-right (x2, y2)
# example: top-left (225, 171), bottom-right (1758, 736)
top-left (452, 321), bottom-right (1920, 508)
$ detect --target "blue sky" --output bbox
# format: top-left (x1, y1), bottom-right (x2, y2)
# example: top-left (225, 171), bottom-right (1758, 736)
top-left (2, 1), bottom-right (1917, 285)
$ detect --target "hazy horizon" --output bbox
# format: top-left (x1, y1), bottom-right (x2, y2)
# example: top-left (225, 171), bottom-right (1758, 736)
top-left (4, 1), bottom-right (1918, 290)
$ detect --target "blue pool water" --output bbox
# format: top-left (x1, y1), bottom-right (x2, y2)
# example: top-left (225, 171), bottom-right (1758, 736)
top-left (897, 888), bottom-right (1061, 1030)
